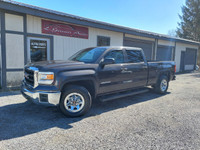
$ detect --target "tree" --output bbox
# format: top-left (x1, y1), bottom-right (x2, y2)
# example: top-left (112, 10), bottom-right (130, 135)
top-left (168, 29), bottom-right (178, 37)
top-left (176, 0), bottom-right (200, 41)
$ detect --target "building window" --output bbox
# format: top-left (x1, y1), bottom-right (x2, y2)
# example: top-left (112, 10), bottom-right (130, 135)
top-left (27, 37), bottom-right (50, 63)
top-left (97, 36), bottom-right (110, 46)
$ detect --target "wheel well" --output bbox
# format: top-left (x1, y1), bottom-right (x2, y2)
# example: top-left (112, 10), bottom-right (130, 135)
top-left (61, 80), bottom-right (96, 99)
top-left (159, 71), bottom-right (170, 81)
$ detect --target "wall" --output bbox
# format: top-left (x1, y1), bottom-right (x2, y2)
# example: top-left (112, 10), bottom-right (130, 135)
top-left (175, 42), bottom-right (199, 72)
top-left (27, 15), bottom-right (124, 60)
top-left (0, 12), bottom-right (2, 87)
top-left (2, 13), bottom-right (200, 88)
top-left (5, 13), bottom-right (24, 87)
top-left (125, 34), bottom-right (155, 41)
top-left (198, 49), bottom-right (200, 66)
top-left (158, 39), bottom-right (175, 46)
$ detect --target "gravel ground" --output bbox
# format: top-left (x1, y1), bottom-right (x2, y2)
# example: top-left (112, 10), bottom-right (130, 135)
top-left (0, 72), bottom-right (200, 150)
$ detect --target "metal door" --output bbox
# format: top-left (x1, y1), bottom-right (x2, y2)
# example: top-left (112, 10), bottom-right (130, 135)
top-left (184, 48), bottom-right (197, 71)
top-left (180, 51), bottom-right (185, 72)
top-left (156, 46), bottom-right (173, 61)
top-left (124, 38), bottom-right (153, 60)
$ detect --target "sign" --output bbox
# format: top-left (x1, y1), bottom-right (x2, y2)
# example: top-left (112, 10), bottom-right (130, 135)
top-left (42, 20), bottom-right (89, 39)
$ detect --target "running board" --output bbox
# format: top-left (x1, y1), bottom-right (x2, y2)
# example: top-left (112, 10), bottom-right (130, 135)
top-left (99, 88), bottom-right (149, 102)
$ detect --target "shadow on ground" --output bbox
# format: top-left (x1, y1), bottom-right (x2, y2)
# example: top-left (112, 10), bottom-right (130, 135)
top-left (0, 91), bottom-right (169, 141)
top-left (0, 91), bottom-right (21, 97)
top-left (190, 72), bottom-right (200, 78)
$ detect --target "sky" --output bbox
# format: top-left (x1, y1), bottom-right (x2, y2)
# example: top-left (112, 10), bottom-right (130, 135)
top-left (15, 0), bottom-right (185, 35)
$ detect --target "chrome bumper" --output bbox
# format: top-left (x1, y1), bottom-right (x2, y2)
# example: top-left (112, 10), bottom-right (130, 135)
top-left (21, 84), bottom-right (61, 106)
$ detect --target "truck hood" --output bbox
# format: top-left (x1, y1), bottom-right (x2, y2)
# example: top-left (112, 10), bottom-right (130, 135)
top-left (26, 60), bottom-right (86, 70)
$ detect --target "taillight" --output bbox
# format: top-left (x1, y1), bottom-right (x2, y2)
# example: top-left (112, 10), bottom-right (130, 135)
top-left (174, 65), bottom-right (176, 72)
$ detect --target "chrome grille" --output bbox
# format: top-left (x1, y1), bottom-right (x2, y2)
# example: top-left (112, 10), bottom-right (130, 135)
top-left (24, 67), bottom-right (38, 88)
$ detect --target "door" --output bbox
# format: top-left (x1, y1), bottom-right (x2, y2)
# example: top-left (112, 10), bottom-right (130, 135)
top-left (124, 38), bottom-right (154, 60)
top-left (27, 37), bottom-right (50, 62)
top-left (123, 49), bottom-right (148, 89)
top-left (180, 51), bottom-right (185, 72)
top-left (97, 50), bottom-right (128, 94)
top-left (156, 45), bottom-right (173, 61)
top-left (184, 48), bottom-right (197, 71)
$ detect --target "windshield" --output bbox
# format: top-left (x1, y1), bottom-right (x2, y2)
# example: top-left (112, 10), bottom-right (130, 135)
top-left (68, 47), bottom-right (107, 63)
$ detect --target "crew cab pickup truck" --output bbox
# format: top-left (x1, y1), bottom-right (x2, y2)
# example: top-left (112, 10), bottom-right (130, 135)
top-left (21, 46), bottom-right (176, 117)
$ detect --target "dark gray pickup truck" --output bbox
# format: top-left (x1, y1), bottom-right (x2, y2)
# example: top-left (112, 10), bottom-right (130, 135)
top-left (21, 46), bottom-right (176, 117)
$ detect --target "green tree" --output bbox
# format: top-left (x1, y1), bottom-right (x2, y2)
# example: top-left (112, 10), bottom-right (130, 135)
top-left (176, 0), bottom-right (200, 41)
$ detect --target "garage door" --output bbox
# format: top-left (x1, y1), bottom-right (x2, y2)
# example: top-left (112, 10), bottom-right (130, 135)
top-left (124, 38), bottom-right (153, 60)
top-left (184, 48), bottom-right (197, 71)
top-left (156, 45), bottom-right (173, 61)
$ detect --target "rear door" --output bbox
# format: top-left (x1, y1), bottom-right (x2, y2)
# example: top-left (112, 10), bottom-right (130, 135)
top-left (123, 49), bottom-right (148, 89)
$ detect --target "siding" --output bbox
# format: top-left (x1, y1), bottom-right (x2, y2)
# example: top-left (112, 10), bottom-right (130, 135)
top-left (4, 13), bottom-right (25, 87)
top-left (27, 15), bottom-right (41, 34)
top-left (5, 13), bottom-right (23, 32)
top-left (6, 33), bottom-right (24, 68)
top-left (6, 71), bottom-right (24, 87)
top-left (158, 40), bottom-right (175, 46)
top-left (125, 34), bottom-right (155, 41)
top-left (27, 15), bottom-right (123, 60)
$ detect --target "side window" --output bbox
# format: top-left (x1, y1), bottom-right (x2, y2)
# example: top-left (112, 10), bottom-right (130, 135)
top-left (97, 36), bottom-right (110, 46)
top-left (126, 50), bottom-right (144, 63)
top-left (104, 50), bottom-right (124, 64)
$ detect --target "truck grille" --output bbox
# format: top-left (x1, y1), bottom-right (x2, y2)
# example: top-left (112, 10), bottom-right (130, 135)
top-left (24, 67), bottom-right (38, 87)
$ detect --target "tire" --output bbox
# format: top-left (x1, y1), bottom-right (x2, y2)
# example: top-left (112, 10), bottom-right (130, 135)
top-left (154, 75), bottom-right (169, 94)
top-left (59, 85), bottom-right (92, 117)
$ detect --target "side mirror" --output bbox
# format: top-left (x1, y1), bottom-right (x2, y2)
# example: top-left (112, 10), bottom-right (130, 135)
top-left (101, 58), bottom-right (115, 66)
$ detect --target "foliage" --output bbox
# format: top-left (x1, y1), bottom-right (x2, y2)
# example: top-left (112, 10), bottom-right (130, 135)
top-left (176, 0), bottom-right (200, 41)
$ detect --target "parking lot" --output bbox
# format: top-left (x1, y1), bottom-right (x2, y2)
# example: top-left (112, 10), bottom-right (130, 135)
top-left (0, 72), bottom-right (200, 150)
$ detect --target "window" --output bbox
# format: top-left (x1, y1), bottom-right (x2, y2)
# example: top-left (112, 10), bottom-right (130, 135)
top-left (27, 37), bottom-right (50, 62)
top-left (126, 50), bottom-right (144, 63)
top-left (104, 50), bottom-right (124, 64)
top-left (97, 36), bottom-right (110, 46)
top-left (69, 47), bottom-right (107, 63)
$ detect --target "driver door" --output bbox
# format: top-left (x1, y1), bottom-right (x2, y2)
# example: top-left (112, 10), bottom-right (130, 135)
top-left (97, 49), bottom-right (128, 94)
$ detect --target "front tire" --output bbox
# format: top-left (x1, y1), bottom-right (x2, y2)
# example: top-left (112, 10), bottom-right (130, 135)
top-left (59, 85), bottom-right (92, 117)
top-left (154, 75), bottom-right (169, 94)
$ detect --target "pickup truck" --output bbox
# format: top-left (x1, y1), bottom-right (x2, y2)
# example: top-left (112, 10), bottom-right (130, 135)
top-left (21, 46), bottom-right (176, 117)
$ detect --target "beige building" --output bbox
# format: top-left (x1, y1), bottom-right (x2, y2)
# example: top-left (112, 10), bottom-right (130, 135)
top-left (0, 0), bottom-right (199, 89)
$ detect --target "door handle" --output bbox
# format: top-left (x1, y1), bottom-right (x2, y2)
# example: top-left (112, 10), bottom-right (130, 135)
top-left (142, 65), bottom-right (148, 69)
top-left (121, 68), bottom-right (132, 74)
top-left (121, 68), bottom-right (128, 71)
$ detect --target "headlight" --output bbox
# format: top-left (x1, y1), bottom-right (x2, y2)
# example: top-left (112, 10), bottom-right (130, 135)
top-left (38, 72), bottom-right (54, 84)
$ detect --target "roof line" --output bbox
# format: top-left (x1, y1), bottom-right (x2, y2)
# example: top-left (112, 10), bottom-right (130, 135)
top-left (0, 0), bottom-right (199, 45)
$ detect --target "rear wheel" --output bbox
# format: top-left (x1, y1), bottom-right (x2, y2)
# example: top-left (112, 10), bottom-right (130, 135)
top-left (59, 85), bottom-right (92, 117)
top-left (153, 75), bottom-right (169, 94)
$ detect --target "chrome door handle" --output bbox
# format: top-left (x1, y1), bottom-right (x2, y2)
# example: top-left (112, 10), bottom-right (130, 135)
top-left (142, 65), bottom-right (148, 69)
top-left (121, 68), bottom-right (128, 71)
top-left (121, 68), bottom-right (132, 74)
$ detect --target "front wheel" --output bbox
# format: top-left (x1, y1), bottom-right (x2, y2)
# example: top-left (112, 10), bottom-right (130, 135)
top-left (59, 85), bottom-right (92, 117)
top-left (153, 75), bottom-right (169, 94)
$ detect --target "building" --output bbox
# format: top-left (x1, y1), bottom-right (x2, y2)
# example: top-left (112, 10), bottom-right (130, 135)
top-left (0, 0), bottom-right (199, 89)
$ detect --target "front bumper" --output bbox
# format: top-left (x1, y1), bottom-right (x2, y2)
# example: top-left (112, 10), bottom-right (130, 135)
top-left (21, 83), bottom-right (61, 106)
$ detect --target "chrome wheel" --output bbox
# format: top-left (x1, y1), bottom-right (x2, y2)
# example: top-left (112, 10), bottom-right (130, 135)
top-left (64, 93), bottom-right (85, 113)
top-left (160, 79), bottom-right (168, 92)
